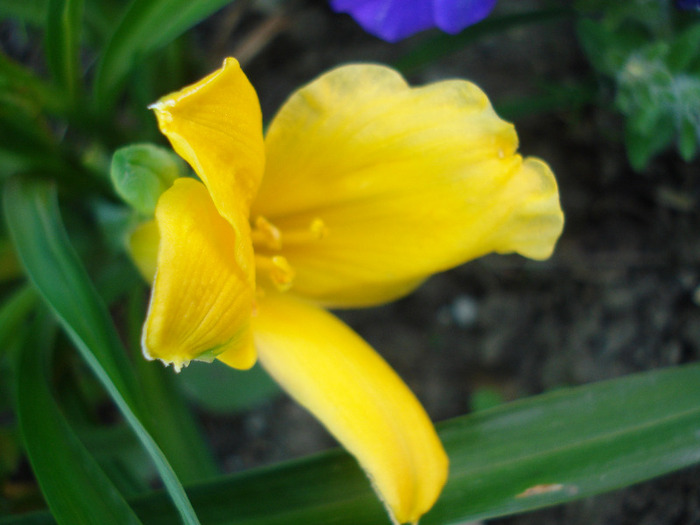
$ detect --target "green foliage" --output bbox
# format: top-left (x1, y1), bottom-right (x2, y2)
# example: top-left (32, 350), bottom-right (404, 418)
top-left (5, 363), bottom-right (700, 525)
top-left (4, 179), bottom-right (200, 524)
top-left (577, 0), bottom-right (700, 169)
top-left (14, 311), bottom-right (142, 525)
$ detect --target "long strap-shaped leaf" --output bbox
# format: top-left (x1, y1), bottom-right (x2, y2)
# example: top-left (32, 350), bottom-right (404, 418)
top-left (4, 362), bottom-right (699, 525)
top-left (15, 310), bottom-right (142, 525)
top-left (0, 286), bottom-right (37, 354)
top-left (94, 0), bottom-right (237, 110)
top-left (44, 0), bottom-right (84, 105)
top-left (4, 178), bottom-right (200, 525)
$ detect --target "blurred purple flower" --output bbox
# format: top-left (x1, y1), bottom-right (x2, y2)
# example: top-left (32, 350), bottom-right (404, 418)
top-left (677, 0), bottom-right (700, 9)
top-left (330, 0), bottom-right (498, 42)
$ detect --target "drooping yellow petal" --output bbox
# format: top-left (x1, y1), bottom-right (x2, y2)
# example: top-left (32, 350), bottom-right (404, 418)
top-left (143, 178), bottom-right (255, 371)
top-left (254, 64), bottom-right (563, 307)
top-left (252, 293), bottom-right (448, 524)
top-left (150, 57), bottom-right (264, 274)
top-left (128, 219), bottom-right (159, 282)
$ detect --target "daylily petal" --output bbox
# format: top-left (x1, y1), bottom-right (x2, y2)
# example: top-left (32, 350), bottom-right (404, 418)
top-left (127, 219), bottom-right (159, 282)
top-left (252, 293), bottom-right (448, 524)
top-left (255, 64), bottom-right (563, 307)
top-left (143, 178), bottom-right (255, 371)
top-left (150, 57), bottom-right (264, 272)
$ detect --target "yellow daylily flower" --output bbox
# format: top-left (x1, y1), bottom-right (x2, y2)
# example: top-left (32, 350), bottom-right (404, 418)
top-left (133, 57), bottom-right (564, 524)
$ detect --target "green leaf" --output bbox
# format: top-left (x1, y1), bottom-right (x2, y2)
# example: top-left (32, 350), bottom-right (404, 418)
top-left (8, 363), bottom-right (700, 525)
top-left (0, 286), bottom-right (37, 356)
top-left (44, 0), bottom-right (84, 103)
top-left (3, 178), bottom-right (200, 525)
top-left (94, 0), bottom-right (236, 109)
top-left (110, 143), bottom-right (185, 216)
top-left (428, 363), bottom-right (700, 523)
top-left (14, 311), bottom-right (142, 525)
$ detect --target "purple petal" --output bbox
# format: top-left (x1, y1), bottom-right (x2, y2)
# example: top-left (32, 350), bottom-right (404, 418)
top-left (433, 0), bottom-right (498, 34)
top-left (330, 0), bottom-right (434, 42)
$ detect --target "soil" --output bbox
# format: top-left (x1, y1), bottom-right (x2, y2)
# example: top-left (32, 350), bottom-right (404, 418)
top-left (193, 1), bottom-right (700, 524)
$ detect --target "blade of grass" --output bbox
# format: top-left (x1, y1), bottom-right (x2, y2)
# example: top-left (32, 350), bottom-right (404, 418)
top-left (6, 362), bottom-right (700, 525)
top-left (4, 178), bottom-right (200, 525)
top-left (14, 310), bottom-right (142, 525)
top-left (93, 0), bottom-right (237, 110)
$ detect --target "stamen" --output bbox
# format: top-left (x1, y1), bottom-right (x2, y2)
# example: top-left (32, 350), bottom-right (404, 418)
top-left (283, 218), bottom-right (330, 244)
top-left (251, 216), bottom-right (282, 250)
top-left (255, 254), bottom-right (295, 291)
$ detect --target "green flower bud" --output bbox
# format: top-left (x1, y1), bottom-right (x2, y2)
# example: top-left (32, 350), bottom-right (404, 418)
top-left (110, 143), bottom-right (186, 216)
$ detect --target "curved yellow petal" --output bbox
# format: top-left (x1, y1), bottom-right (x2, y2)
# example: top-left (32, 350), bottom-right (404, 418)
top-left (150, 57), bottom-right (264, 270)
top-left (143, 178), bottom-right (256, 371)
top-left (127, 219), bottom-right (159, 282)
top-left (252, 294), bottom-right (448, 524)
top-left (255, 64), bottom-right (563, 307)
